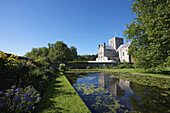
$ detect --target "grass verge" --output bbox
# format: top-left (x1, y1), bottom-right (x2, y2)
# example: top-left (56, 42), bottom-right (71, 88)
top-left (67, 68), bottom-right (170, 78)
top-left (100, 68), bottom-right (170, 78)
top-left (34, 72), bottom-right (91, 113)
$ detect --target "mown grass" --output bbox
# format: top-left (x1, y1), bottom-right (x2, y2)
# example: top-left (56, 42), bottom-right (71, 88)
top-left (34, 72), bottom-right (91, 113)
top-left (100, 68), bottom-right (170, 78)
top-left (68, 68), bottom-right (170, 78)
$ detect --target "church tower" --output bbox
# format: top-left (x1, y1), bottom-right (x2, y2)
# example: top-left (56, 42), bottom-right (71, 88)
top-left (109, 37), bottom-right (123, 50)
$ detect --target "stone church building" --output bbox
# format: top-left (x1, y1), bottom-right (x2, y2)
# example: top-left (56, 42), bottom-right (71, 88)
top-left (96, 37), bottom-right (132, 62)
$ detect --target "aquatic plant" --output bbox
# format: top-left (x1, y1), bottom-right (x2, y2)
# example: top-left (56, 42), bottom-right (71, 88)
top-left (75, 83), bottom-right (133, 112)
top-left (109, 72), bottom-right (170, 88)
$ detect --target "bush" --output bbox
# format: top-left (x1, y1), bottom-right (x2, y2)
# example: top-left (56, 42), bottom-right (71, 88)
top-left (116, 62), bottom-right (133, 69)
top-left (0, 85), bottom-right (41, 113)
top-left (34, 57), bottom-right (50, 67)
top-left (59, 64), bottom-right (66, 71)
top-left (109, 64), bottom-right (113, 69)
top-left (26, 60), bottom-right (37, 69)
top-left (0, 52), bottom-right (56, 113)
top-left (86, 66), bottom-right (90, 69)
top-left (67, 61), bottom-right (88, 64)
top-left (98, 66), bottom-right (102, 69)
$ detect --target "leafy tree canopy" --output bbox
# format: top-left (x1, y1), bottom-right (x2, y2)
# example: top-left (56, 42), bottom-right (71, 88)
top-left (48, 41), bottom-right (73, 62)
top-left (124, 0), bottom-right (170, 73)
top-left (70, 46), bottom-right (78, 59)
top-left (77, 54), bottom-right (98, 61)
top-left (25, 47), bottom-right (49, 59)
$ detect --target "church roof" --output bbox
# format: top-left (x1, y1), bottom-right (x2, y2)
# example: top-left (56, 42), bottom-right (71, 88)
top-left (106, 45), bottom-right (114, 50)
top-left (117, 43), bottom-right (131, 50)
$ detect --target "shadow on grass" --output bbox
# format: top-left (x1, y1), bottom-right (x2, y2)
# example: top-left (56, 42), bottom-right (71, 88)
top-left (33, 73), bottom-right (76, 113)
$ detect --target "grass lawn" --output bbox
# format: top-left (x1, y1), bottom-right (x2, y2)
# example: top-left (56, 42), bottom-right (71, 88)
top-left (100, 68), bottom-right (170, 78)
top-left (67, 68), bottom-right (170, 78)
top-left (34, 72), bottom-right (91, 113)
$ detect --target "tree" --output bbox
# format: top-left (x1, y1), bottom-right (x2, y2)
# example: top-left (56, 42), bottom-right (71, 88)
top-left (48, 41), bottom-right (73, 62)
top-left (25, 48), bottom-right (38, 59)
top-left (25, 47), bottom-right (49, 59)
top-left (70, 46), bottom-right (78, 59)
top-left (77, 54), bottom-right (98, 61)
top-left (124, 0), bottom-right (170, 72)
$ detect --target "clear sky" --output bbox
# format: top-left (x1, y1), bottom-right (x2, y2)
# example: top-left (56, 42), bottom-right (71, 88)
top-left (0, 0), bottom-right (135, 56)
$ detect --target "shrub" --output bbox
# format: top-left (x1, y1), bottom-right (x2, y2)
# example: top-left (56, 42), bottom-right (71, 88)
top-left (59, 64), bottom-right (66, 71)
top-left (99, 66), bottom-right (102, 69)
top-left (86, 66), bottom-right (90, 69)
top-left (0, 52), bottom-right (56, 113)
top-left (0, 85), bottom-right (41, 113)
top-left (109, 64), bottom-right (113, 69)
top-left (67, 61), bottom-right (88, 64)
top-left (26, 60), bottom-right (37, 69)
top-left (116, 62), bottom-right (133, 69)
top-left (34, 57), bottom-right (50, 67)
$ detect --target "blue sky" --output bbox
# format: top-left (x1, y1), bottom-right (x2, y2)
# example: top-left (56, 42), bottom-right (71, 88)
top-left (0, 0), bottom-right (135, 56)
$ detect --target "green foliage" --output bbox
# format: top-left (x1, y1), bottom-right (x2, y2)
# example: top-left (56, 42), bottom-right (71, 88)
top-left (110, 72), bottom-right (170, 88)
top-left (67, 61), bottom-right (88, 64)
top-left (26, 60), bottom-right (37, 69)
top-left (99, 66), bottom-right (102, 69)
top-left (0, 51), bottom-right (56, 113)
top-left (77, 54), bottom-right (98, 61)
top-left (109, 64), bottom-right (114, 69)
top-left (34, 72), bottom-right (90, 113)
top-left (0, 52), bottom-right (28, 80)
top-left (34, 57), bottom-right (50, 67)
top-left (0, 86), bottom-right (41, 113)
top-left (59, 64), bottom-right (66, 71)
top-left (117, 62), bottom-right (133, 69)
top-left (75, 83), bottom-right (130, 112)
top-left (86, 66), bottom-right (90, 69)
top-left (124, 0), bottom-right (170, 73)
top-left (70, 46), bottom-right (78, 59)
top-left (129, 83), bottom-right (170, 113)
top-left (25, 47), bottom-right (49, 59)
top-left (25, 41), bottom-right (79, 63)
top-left (48, 41), bottom-right (73, 62)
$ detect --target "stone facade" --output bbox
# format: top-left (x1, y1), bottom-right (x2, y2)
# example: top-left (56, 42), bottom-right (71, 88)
top-left (117, 43), bottom-right (131, 62)
top-left (109, 37), bottom-right (123, 50)
top-left (96, 37), bottom-right (132, 62)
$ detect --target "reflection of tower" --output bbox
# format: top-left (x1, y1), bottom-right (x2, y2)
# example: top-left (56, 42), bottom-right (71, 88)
top-left (118, 79), bottom-right (133, 93)
top-left (98, 74), bottom-right (105, 89)
top-left (98, 74), bottom-right (133, 96)
top-left (109, 78), bottom-right (118, 96)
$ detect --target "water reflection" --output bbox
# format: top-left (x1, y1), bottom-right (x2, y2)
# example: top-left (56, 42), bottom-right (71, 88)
top-left (66, 73), bottom-right (170, 113)
top-left (98, 73), bottom-right (133, 96)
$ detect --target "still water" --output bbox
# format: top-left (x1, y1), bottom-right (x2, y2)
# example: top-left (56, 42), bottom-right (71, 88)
top-left (66, 73), bottom-right (170, 113)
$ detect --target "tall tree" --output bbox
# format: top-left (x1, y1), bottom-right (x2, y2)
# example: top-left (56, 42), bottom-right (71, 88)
top-left (25, 47), bottom-right (49, 59)
top-left (70, 46), bottom-right (78, 59)
top-left (48, 41), bottom-right (73, 62)
top-left (124, 0), bottom-right (170, 72)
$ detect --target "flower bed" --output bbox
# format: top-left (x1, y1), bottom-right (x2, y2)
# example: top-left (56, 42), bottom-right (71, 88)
top-left (0, 52), bottom-right (56, 112)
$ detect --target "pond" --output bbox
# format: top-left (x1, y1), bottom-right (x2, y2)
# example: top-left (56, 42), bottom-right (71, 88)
top-left (66, 73), bottom-right (170, 113)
